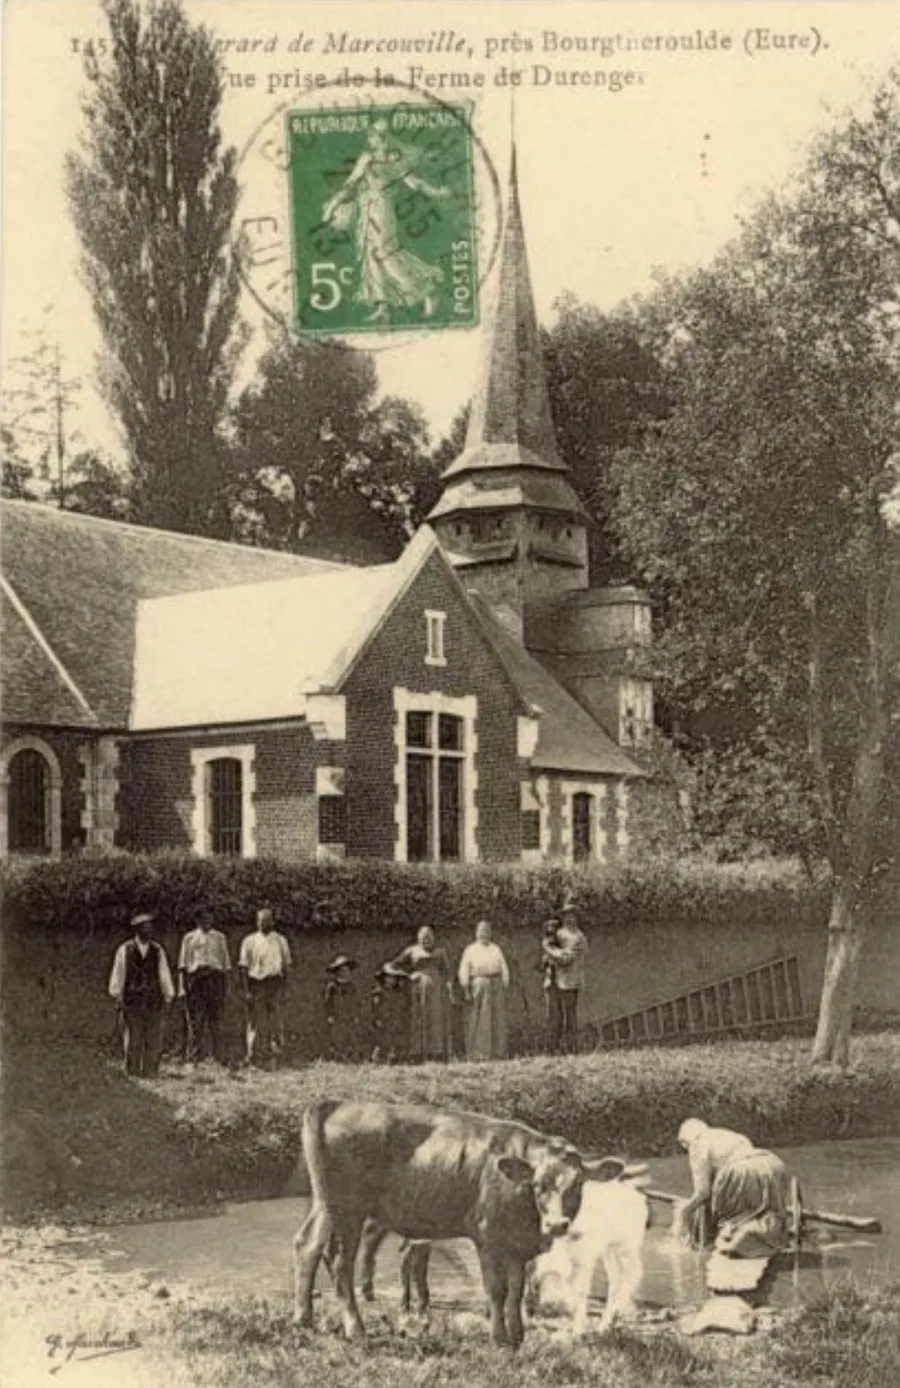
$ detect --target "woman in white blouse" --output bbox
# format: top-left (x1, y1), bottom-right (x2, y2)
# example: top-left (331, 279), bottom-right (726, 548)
top-left (457, 920), bottom-right (510, 1061)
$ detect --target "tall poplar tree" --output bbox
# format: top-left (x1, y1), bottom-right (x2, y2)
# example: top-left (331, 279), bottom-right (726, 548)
top-left (65, 0), bottom-right (243, 533)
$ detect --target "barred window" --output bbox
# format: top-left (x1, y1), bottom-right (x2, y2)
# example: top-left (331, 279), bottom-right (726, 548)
top-left (207, 757), bottom-right (243, 856)
top-left (519, 810), bottom-right (541, 849)
top-left (7, 748), bottom-right (49, 853)
top-left (318, 795), bottom-right (347, 845)
top-left (521, 809), bottom-right (541, 851)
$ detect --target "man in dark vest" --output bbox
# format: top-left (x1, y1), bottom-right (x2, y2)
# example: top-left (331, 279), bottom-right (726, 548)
top-left (108, 912), bottom-right (175, 1077)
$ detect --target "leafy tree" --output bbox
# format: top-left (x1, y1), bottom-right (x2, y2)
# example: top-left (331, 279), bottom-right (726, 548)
top-left (412, 405), bottom-right (468, 528)
top-left (50, 451), bottom-right (132, 520)
top-left (611, 71), bottom-right (900, 1063)
top-left (685, 736), bottom-right (823, 870)
top-left (0, 313), bottom-right (81, 503)
top-left (542, 294), bottom-right (674, 584)
top-left (229, 330), bottom-right (433, 562)
top-left (1, 431), bottom-right (37, 500)
top-left (65, 0), bottom-right (244, 535)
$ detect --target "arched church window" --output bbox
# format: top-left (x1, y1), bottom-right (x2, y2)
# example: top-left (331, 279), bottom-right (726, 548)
top-left (8, 748), bottom-right (50, 853)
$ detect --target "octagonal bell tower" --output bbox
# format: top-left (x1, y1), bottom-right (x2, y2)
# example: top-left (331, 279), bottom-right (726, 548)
top-left (428, 147), bottom-right (589, 637)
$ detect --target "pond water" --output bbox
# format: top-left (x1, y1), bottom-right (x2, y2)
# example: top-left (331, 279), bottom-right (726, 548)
top-left (103, 1136), bottom-right (898, 1315)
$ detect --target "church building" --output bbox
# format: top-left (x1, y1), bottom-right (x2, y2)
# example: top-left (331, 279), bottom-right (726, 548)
top-left (0, 151), bottom-right (656, 867)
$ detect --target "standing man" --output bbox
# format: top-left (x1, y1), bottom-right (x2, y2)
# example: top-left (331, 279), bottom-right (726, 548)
top-left (238, 908), bottom-right (292, 1068)
top-left (543, 895), bottom-right (588, 1052)
top-left (108, 912), bottom-right (175, 1077)
top-left (177, 909), bottom-right (231, 1064)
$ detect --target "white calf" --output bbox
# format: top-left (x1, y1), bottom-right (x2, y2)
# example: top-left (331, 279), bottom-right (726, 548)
top-left (528, 1179), bottom-right (649, 1335)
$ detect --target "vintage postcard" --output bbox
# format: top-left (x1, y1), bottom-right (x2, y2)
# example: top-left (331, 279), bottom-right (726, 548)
top-left (1, 1), bottom-right (898, 1386)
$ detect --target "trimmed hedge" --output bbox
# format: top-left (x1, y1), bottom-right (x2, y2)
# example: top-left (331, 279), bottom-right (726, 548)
top-left (1, 849), bottom-right (831, 939)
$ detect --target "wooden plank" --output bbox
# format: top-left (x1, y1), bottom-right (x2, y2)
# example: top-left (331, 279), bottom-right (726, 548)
top-left (644, 1186), bottom-right (881, 1235)
top-left (733, 974), bottom-right (749, 1025)
top-left (804, 1209), bottom-right (882, 1234)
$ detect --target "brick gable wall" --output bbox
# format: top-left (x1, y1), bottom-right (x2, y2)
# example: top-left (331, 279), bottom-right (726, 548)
top-left (342, 550), bottom-right (524, 861)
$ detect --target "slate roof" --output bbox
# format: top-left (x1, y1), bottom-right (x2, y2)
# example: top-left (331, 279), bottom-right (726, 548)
top-left (130, 528), bottom-right (442, 730)
top-left (471, 597), bottom-right (645, 778)
top-left (0, 501), bottom-right (346, 727)
top-left (1, 581), bottom-right (97, 727)
top-left (428, 148), bottom-right (586, 524)
top-left (2, 507), bottom-right (643, 781)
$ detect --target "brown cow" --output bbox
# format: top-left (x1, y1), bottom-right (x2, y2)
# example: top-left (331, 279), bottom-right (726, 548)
top-left (294, 1098), bottom-right (623, 1346)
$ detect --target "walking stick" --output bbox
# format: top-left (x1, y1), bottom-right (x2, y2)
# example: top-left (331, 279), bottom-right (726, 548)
top-left (181, 991), bottom-right (194, 1062)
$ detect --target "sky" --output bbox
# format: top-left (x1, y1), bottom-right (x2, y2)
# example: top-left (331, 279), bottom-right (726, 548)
top-left (1, 0), bottom-right (898, 461)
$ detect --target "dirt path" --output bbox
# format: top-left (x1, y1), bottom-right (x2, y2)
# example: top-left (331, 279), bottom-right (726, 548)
top-left (0, 1225), bottom-right (198, 1388)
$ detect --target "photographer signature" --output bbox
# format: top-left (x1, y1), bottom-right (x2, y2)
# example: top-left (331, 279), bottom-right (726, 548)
top-left (45, 1329), bottom-right (141, 1371)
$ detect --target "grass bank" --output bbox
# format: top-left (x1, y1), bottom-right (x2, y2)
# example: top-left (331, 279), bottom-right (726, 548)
top-left (163, 1278), bottom-right (900, 1388)
top-left (156, 1031), bottom-right (900, 1198)
top-left (4, 1031), bottom-right (899, 1221)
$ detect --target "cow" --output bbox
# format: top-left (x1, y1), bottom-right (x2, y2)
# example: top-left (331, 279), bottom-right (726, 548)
top-left (294, 1098), bottom-right (625, 1347)
top-left (526, 1176), bottom-right (650, 1334)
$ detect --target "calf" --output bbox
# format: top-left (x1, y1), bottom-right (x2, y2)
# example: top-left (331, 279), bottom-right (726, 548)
top-left (294, 1098), bottom-right (623, 1346)
top-left (527, 1177), bottom-right (650, 1334)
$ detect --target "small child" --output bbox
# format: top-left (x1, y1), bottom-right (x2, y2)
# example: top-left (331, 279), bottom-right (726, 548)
top-left (324, 955), bottom-right (359, 1060)
top-left (370, 961), bottom-right (410, 1064)
top-left (539, 919), bottom-right (561, 996)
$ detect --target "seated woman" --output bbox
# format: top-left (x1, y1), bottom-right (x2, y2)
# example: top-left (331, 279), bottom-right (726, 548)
top-left (673, 1117), bottom-right (793, 1258)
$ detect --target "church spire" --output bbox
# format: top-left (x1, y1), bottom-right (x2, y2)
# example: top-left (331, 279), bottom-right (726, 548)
top-left (454, 141), bottom-right (566, 472)
top-left (428, 141), bottom-right (586, 517)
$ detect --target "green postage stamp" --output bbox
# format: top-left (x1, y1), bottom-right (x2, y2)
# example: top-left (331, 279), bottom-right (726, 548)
top-left (287, 102), bottom-right (479, 335)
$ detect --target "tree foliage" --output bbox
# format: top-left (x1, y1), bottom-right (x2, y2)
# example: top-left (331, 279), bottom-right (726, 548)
top-left (228, 329), bottom-right (434, 562)
top-left (543, 293), bottom-right (674, 584)
top-left (65, 0), bottom-right (243, 535)
top-left (609, 70), bottom-right (900, 1060)
top-left (0, 314), bottom-right (81, 503)
top-left (50, 451), bottom-right (132, 520)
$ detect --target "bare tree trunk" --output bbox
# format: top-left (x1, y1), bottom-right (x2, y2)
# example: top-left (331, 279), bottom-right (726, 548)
top-left (812, 879), bottom-right (867, 1065)
top-left (811, 549), bottom-right (898, 1065)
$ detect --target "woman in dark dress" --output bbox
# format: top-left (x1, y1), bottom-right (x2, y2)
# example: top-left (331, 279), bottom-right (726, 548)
top-left (390, 926), bottom-right (452, 1062)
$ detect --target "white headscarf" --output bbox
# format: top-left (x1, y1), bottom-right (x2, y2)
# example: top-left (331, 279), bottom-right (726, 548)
top-left (678, 1118), bottom-right (708, 1149)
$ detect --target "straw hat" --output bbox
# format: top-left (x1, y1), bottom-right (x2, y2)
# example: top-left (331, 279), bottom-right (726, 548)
top-left (375, 962), bottom-right (408, 981)
top-left (326, 955), bottom-right (358, 973)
